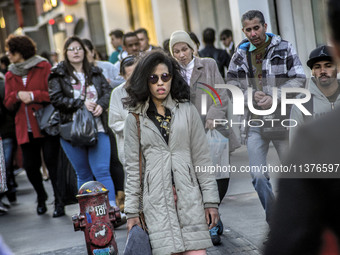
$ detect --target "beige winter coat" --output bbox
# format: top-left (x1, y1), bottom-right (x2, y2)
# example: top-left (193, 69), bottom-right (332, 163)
top-left (189, 57), bottom-right (228, 121)
top-left (189, 57), bottom-right (240, 178)
top-left (124, 95), bottom-right (219, 255)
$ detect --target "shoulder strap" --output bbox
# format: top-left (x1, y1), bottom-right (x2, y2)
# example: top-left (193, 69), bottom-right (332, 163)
top-left (131, 113), bottom-right (142, 185)
top-left (131, 112), bottom-right (148, 231)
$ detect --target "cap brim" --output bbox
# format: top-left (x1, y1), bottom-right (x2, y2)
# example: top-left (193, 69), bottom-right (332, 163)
top-left (307, 56), bottom-right (333, 69)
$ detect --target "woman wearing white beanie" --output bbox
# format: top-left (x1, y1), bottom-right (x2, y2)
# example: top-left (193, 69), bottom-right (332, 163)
top-left (169, 30), bottom-right (228, 130)
top-left (169, 30), bottom-right (230, 246)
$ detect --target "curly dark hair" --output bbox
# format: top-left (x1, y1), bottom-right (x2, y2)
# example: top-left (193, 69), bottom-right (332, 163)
top-left (5, 35), bottom-right (36, 60)
top-left (123, 50), bottom-right (190, 108)
top-left (63, 36), bottom-right (93, 85)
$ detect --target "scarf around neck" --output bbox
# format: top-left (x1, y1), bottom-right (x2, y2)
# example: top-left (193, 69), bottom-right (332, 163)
top-left (9, 55), bottom-right (47, 76)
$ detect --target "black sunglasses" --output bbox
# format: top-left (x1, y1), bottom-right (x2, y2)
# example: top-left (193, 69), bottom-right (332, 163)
top-left (149, 73), bottom-right (172, 84)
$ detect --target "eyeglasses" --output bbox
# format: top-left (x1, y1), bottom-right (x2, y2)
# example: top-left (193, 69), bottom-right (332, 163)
top-left (149, 73), bottom-right (172, 84)
top-left (220, 37), bottom-right (227, 41)
top-left (67, 47), bottom-right (83, 52)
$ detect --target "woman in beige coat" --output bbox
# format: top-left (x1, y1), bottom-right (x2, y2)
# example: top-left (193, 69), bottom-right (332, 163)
top-left (124, 50), bottom-right (220, 255)
top-left (169, 30), bottom-right (237, 245)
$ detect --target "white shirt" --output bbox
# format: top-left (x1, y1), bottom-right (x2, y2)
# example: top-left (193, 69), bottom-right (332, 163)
top-left (226, 41), bottom-right (234, 56)
top-left (181, 57), bottom-right (195, 85)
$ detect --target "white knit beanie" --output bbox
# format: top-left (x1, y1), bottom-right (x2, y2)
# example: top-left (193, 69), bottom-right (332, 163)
top-left (169, 30), bottom-right (196, 57)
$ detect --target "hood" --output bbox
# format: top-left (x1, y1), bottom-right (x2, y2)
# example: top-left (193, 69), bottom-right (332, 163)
top-left (238, 33), bottom-right (280, 52)
top-left (309, 77), bottom-right (340, 99)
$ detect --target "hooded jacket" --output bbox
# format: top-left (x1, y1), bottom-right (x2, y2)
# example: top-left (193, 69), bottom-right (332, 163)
top-left (289, 79), bottom-right (340, 144)
top-left (48, 61), bottom-right (112, 133)
top-left (124, 95), bottom-right (219, 255)
top-left (226, 33), bottom-right (306, 135)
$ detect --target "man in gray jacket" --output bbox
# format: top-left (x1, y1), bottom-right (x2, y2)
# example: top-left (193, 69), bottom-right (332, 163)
top-left (290, 45), bottom-right (340, 144)
top-left (226, 10), bottom-right (306, 230)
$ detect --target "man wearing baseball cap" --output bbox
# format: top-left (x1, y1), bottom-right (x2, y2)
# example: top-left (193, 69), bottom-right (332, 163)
top-left (289, 45), bottom-right (340, 143)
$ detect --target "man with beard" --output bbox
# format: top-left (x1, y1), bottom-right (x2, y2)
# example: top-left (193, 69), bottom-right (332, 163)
top-left (289, 45), bottom-right (340, 144)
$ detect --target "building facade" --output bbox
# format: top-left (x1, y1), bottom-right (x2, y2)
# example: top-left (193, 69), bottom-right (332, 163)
top-left (0, 0), bottom-right (330, 75)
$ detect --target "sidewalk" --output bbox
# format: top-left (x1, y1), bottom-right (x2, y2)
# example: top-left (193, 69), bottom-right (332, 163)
top-left (0, 145), bottom-right (276, 254)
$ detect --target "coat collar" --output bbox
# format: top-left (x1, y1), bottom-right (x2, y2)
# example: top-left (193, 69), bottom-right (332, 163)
top-left (130, 94), bottom-right (179, 116)
top-left (50, 61), bottom-right (102, 78)
top-left (190, 57), bottom-right (204, 86)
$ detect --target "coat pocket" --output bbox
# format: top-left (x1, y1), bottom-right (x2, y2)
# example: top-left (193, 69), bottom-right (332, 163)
top-left (269, 52), bottom-right (288, 74)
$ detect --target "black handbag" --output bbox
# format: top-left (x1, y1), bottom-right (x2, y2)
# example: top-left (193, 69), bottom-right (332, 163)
top-left (59, 81), bottom-right (98, 146)
top-left (70, 105), bottom-right (98, 146)
top-left (35, 104), bottom-right (60, 136)
top-left (59, 121), bottom-right (73, 142)
top-left (59, 105), bottom-right (98, 146)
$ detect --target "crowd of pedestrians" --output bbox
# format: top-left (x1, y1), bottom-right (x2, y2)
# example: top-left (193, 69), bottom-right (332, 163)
top-left (1, 5), bottom-right (340, 254)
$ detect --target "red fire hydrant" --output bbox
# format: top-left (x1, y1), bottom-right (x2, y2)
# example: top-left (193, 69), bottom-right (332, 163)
top-left (72, 181), bottom-right (121, 255)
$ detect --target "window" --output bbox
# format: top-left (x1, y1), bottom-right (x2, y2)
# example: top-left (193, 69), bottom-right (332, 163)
top-left (311, 0), bottom-right (330, 46)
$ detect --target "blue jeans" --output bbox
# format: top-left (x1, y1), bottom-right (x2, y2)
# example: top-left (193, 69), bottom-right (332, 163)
top-left (60, 132), bottom-right (116, 205)
top-left (247, 127), bottom-right (288, 224)
top-left (2, 138), bottom-right (14, 170)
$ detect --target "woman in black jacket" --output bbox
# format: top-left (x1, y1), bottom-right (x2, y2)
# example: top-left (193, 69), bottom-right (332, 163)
top-left (48, 36), bottom-right (119, 210)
